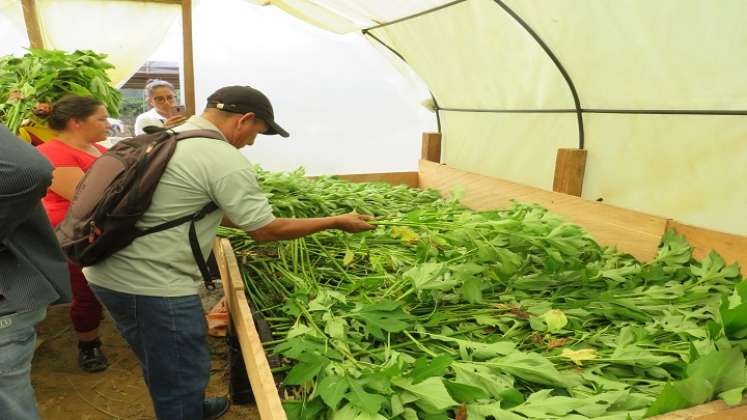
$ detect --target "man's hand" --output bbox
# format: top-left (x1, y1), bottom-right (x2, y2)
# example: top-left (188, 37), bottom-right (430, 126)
top-left (164, 115), bottom-right (188, 128)
top-left (334, 213), bottom-right (375, 233)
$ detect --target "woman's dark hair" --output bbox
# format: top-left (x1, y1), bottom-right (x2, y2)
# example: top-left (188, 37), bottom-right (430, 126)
top-left (47, 95), bottom-right (104, 130)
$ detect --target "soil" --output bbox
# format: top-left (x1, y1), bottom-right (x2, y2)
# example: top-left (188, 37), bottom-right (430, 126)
top-left (31, 303), bottom-right (261, 420)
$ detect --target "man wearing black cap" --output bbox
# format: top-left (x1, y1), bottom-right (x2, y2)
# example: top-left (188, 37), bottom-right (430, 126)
top-left (84, 86), bottom-right (374, 420)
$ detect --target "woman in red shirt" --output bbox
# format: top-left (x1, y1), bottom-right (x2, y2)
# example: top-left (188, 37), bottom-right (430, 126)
top-left (37, 95), bottom-right (110, 372)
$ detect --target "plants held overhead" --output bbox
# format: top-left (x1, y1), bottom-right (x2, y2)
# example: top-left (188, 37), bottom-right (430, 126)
top-left (0, 49), bottom-right (122, 134)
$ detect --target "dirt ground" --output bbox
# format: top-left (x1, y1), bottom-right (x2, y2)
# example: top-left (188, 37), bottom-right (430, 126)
top-left (31, 303), bottom-right (260, 420)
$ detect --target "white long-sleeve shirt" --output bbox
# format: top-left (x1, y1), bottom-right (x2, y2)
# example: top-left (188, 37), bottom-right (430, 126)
top-left (133, 108), bottom-right (168, 135)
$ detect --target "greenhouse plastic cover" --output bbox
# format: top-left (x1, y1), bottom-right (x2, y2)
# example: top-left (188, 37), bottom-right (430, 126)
top-left (2, 0), bottom-right (745, 236)
top-left (252, 0), bottom-right (747, 236)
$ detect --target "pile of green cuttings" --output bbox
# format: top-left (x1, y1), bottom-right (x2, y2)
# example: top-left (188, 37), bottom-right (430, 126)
top-left (218, 167), bottom-right (747, 420)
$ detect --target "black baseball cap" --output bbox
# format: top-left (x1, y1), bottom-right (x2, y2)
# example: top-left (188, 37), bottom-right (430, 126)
top-left (206, 86), bottom-right (289, 138)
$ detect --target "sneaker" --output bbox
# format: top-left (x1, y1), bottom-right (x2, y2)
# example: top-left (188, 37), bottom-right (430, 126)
top-left (78, 339), bottom-right (108, 373)
top-left (203, 396), bottom-right (231, 420)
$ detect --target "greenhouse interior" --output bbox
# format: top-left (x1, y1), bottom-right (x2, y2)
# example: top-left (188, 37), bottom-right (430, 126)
top-left (1, 1), bottom-right (746, 419)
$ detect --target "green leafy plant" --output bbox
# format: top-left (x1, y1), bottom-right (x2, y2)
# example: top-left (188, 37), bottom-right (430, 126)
top-left (0, 48), bottom-right (122, 133)
top-left (219, 167), bottom-right (746, 419)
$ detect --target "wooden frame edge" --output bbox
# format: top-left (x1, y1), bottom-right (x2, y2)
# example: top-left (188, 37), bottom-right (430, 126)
top-left (214, 238), bottom-right (287, 419)
top-left (309, 171), bottom-right (419, 187)
top-left (667, 220), bottom-right (747, 275)
top-left (417, 159), bottom-right (669, 261)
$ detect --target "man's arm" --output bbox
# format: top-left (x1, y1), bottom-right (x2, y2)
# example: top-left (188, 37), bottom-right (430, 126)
top-left (0, 124), bottom-right (54, 242)
top-left (248, 213), bottom-right (374, 242)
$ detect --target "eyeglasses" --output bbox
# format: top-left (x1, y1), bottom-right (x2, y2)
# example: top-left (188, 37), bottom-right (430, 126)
top-left (153, 95), bottom-right (175, 103)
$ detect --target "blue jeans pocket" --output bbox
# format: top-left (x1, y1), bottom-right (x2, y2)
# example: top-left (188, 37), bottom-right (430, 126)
top-left (0, 330), bottom-right (35, 375)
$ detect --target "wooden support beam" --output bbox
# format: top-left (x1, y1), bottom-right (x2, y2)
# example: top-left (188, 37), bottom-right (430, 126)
top-left (421, 132), bottom-right (442, 163)
top-left (181, 0), bottom-right (196, 115)
top-left (214, 239), bottom-right (286, 420)
top-left (21, 0), bottom-right (43, 49)
top-left (553, 148), bottom-right (587, 196)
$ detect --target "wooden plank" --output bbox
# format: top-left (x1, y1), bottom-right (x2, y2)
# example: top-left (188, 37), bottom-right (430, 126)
top-left (418, 160), bottom-right (667, 261)
top-left (215, 239), bottom-right (287, 420)
top-left (421, 132), bottom-right (442, 163)
top-left (21, 0), bottom-right (43, 49)
top-left (181, 0), bottom-right (197, 115)
top-left (553, 148), bottom-right (587, 196)
top-left (668, 221), bottom-right (747, 275)
top-left (213, 239), bottom-right (232, 292)
top-left (115, 0), bottom-right (182, 4)
top-left (649, 397), bottom-right (747, 419)
top-left (214, 239), bottom-right (244, 292)
top-left (310, 171), bottom-right (419, 187)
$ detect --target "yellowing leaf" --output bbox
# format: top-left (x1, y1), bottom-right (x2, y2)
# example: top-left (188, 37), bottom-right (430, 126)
top-left (562, 348), bottom-right (598, 366)
top-left (343, 250), bottom-right (355, 266)
top-left (542, 309), bottom-right (568, 332)
top-left (391, 226), bottom-right (420, 244)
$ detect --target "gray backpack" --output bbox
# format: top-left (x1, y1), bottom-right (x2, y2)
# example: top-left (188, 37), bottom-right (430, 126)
top-left (56, 129), bottom-right (223, 289)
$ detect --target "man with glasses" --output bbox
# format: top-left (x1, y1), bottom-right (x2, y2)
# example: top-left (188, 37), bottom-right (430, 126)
top-left (83, 86), bottom-right (375, 420)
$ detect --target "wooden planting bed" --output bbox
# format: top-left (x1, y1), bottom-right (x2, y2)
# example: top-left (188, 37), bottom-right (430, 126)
top-left (213, 134), bottom-right (747, 420)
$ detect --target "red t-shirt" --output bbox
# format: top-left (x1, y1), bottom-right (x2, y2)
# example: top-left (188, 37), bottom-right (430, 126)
top-left (36, 140), bottom-right (107, 227)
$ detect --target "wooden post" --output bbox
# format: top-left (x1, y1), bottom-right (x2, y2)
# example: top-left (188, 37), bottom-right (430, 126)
top-left (421, 132), bottom-right (442, 163)
top-left (21, 0), bottom-right (44, 49)
top-left (552, 148), bottom-right (587, 196)
top-left (181, 0), bottom-right (196, 115)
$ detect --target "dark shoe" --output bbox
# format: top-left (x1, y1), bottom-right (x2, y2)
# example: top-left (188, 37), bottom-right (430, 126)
top-left (203, 396), bottom-right (230, 420)
top-left (78, 338), bottom-right (108, 373)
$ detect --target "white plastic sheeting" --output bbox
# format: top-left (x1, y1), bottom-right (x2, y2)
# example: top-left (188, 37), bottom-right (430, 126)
top-left (440, 111), bottom-right (578, 190)
top-left (243, 0), bottom-right (454, 33)
top-left (192, 0), bottom-right (435, 175)
top-left (0, 0), bottom-right (28, 56)
top-left (359, 0), bottom-right (747, 235)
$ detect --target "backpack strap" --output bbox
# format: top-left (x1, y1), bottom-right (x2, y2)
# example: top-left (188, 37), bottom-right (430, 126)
top-left (138, 202), bottom-right (220, 290)
top-left (174, 129), bottom-right (226, 142)
top-left (132, 129), bottom-right (226, 290)
top-left (188, 202), bottom-right (220, 290)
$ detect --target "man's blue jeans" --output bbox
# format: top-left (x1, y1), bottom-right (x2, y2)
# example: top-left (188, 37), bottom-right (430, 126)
top-left (90, 285), bottom-right (210, 420)
top-left (0, 307), bottom-right (46, 420)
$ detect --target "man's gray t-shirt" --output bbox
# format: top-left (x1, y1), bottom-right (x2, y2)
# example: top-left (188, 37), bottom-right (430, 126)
top-left (84, 116), bottom-right (275, 297)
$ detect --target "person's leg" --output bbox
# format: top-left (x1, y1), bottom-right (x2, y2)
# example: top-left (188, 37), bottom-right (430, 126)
top-left (136, 294), bottom-right (211, 420)
top-left (89, 285), bottom-right (149, 385)
top-left (68, 264), bottom-right (107, 372)
top-left (0, 307), bottom-right (47, 420)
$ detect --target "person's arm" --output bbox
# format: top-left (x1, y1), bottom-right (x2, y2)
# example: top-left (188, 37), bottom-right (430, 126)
top-left (210, 163), bottom-right (373, 242)
top-left (0, 124), bottom-right (54, 241)
top-left (48, 167), bottom-right (85, 201)
top-left (248, 214), bottom-right (374, 242)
